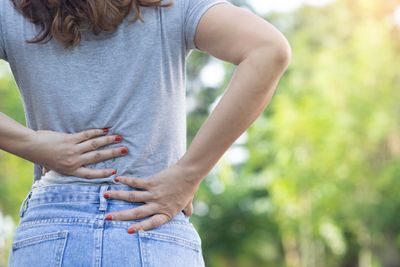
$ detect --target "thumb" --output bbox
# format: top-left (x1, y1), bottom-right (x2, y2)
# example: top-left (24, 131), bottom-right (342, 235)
top-left (182, 198), bottom-right (194, 217)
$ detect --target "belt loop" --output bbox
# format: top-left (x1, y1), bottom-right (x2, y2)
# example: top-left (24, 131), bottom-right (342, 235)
top-left (99, 185), bottom-right (109, 211)
top-left (19, 190), bottom-right (33, 218)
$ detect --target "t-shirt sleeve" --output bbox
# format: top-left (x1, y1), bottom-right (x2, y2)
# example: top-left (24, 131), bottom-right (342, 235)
top-left (0, 34), bottom-right (6, 61)
top-left (0, 4), bottom-right (7, 61)
top-left (183, 0), bottom-right (232, 52)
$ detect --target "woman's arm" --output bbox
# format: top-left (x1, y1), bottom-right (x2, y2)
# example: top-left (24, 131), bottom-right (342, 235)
top-left (0, 112), bottom-right (37, 160)
top-left (104, 3), bottom-right (291, 232)
top-left (0, 112), bottom-right (128, 178)
top-left (177, 4), bottom-right (291, 182)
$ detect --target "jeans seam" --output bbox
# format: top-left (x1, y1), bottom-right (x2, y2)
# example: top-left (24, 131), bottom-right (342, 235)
top-left (140, 231), bottom-right (200, 252)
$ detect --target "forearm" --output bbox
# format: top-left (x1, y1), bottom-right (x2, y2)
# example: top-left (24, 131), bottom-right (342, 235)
top-left (0, 112), bottom-right (36, 161)
top-left (177, 46), bottom-right (290, 183)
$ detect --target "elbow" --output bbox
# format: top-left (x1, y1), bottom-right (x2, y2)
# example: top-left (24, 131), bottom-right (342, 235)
top-left (251, 32), bottom-right (291, 74)
top-left (264, 33), bottom-right (292, 73)
top-left (274, 36), bottom-right (292, 71)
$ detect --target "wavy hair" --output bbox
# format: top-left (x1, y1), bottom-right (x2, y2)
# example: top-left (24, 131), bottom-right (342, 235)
top-left (11, 0), bottom-right (173, 48)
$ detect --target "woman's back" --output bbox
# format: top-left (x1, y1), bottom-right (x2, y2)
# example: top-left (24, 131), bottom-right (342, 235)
top-left (0, 0), bottom-right (229, 186)
top-left (3, 0), bottom-right (292, 265)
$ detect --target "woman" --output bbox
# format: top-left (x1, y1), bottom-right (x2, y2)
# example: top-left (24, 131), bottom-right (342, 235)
top-left (1, 0), bottom-right (291, 266)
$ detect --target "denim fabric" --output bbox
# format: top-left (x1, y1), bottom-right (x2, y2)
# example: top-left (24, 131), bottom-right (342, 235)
top-left (8, 184), bottom-right (205, 267)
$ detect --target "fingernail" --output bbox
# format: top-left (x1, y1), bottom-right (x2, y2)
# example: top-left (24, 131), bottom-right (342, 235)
top-left (128, 227), bottom-right (136, 234)
top-left (104, 192), bottom-right (111, 199)
top-left (111, 170), bottom-right (117, 175)
top-left (105, 214), bottom-right (113, 220)
top-left (114, 177), bottom-right (121, 182)
top-left (120, 148), bottom-right (128, 154)
top-left (102, 128), bottom-right (109, 133)
top-left (115, 135), bottom-right (122, 142)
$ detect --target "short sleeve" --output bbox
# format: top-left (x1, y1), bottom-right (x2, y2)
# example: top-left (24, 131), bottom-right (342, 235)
top-left (0, 3), bottom-right (7, 61)
top-left (183, 0), bottom-right (232, 52)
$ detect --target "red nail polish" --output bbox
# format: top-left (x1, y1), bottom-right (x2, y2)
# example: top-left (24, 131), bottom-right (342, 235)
top-left (104, 193), bottom-right (111, 199)
top-left (102, 128), bottom-right (109, 133)
top-left (111, 170), bottom-right (117, 175)
top-left (128, 227), bottom-right (136, 234)
top-left (115, 135), bottom-right (122, 142)
top-left (105, 214), bottom-right (113, 220)
top-left (120, 148), bottom-right (128, 154)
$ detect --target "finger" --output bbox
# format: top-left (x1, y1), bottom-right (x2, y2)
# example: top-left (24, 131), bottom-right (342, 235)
top-left (127, 213), bottom-right (170, 233)
top-left (114, 176), bottom-right (150, 189)
top-left (79, 147), bottom-right (128, 166)
top-left (105, 204), bottom-right (157, 221)
top-left (72, 128), bottom-right (109, 144)
top-left (72, 167), bottom-right (117, 179)
top-left (76, 134), bottom-right (123, 154)
top-left (103, 190), bottom-right (152, 203)
top-left (183, 201), bottom-right (193, 217)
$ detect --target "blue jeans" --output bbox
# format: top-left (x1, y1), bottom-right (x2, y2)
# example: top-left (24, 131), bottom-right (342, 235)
top-left (8, 183), bottom-right (205, 267)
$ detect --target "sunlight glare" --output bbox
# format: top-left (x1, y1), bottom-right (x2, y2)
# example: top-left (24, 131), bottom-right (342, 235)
top-left (395, 6), bottom-right (400, 27)
top-left (247, 0), bottom-right (335, 15)
top-left (200, 59), bottom-right (225, 88)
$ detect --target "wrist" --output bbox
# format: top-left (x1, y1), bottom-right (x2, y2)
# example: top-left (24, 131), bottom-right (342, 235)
top-left (176, 156), bottom-right (210, 186)
top-left (15, 128), bottom-right (39, 162)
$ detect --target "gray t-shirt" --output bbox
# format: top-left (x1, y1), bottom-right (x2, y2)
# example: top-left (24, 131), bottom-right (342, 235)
top-left (0, 0), bottom-right (231, 188)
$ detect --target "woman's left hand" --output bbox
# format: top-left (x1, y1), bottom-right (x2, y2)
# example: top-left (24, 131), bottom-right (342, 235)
top-left (102, 163), bottom-right (202, 233)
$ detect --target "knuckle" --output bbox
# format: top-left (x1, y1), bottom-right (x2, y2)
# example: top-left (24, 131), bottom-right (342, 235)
top-left (66, 148), bottom-right (77, 157)
top-left (135, 209), bottom-right (143, 218)
top-left (129, 209), bottom-right (137, 219)
top-left (63, 135), bottom-right (72, 143)
top-left (151, 191), bottom-right (161, 201)
top-left (90, 140), bottom-right (99, 149)
top-left (84, 131), bottom-right (92, 139)
top-left (63, 158), bottom-right (76, 168)
top-left (145, 179), bottom-right (154, 188)
top-left (154, 216), bottom-right (165, 225)
top-left (94, 152), bottom-right (102, 161)
top-left (157, 201), bottom-right (169, 211)
top-left (159, 202), bottom-right (169, 210)
top-left (128, 193), bottom-right (136, 202)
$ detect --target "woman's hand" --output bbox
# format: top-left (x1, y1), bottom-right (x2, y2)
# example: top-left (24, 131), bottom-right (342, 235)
top-left (102, 163), bottom-right (202, 233)
top-left (32, 128), bottom-right (129, 178)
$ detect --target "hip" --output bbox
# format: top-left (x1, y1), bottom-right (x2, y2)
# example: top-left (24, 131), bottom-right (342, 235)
top-left (8, 183), bottom-right (204, 267)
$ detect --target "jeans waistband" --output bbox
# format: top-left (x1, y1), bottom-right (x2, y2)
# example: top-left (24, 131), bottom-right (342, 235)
top-left (19, 183), bottom-right (144, 218)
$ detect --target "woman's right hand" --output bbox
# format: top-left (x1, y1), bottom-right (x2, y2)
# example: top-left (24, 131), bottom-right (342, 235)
top-left (32, 128), bottom-right (128, 179)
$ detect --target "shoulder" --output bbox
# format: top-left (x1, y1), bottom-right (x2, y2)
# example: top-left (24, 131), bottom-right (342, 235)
top-left (0, 0), bottom-right (19, 21)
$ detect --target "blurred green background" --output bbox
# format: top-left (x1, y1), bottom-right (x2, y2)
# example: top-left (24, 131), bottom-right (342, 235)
top-left (1, 0), bottom-right (400, 266)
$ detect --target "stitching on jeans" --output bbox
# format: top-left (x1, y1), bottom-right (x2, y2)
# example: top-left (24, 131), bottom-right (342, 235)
top-left (57, 231), bottom-right (69, 267)
top-left (137, 230), bottom-right (148, 267)
top-left (16, 217), bottom-right (193, 230)
top-left (141, 231), bottom-right (200, 251)
top-left (12, 230), bottom-right (68, 249)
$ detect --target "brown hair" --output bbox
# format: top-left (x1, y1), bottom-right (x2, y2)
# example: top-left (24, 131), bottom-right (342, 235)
top-left (11, 0), bottom-right (174, 48)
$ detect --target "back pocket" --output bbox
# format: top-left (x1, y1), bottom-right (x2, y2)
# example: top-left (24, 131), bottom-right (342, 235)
top-left (138, 222), bottom-right (204, 267)
top-left (8, 230), bottom-right (69, 267)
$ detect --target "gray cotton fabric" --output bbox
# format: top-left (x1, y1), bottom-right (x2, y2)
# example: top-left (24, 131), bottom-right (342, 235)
top-left (0, 0), bottom-right (232, 188)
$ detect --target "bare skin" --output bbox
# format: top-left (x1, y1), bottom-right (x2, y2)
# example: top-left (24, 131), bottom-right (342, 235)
top-left (102, 3), bottom-right (291, 233)
top-left (0, 112), bottom-right (128, 178)
top-left (1, 3), bottom-right (291, 234)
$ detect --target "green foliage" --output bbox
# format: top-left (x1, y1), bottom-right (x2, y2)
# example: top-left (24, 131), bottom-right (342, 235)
top-left (1, 0), bottom-right (400, 266)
